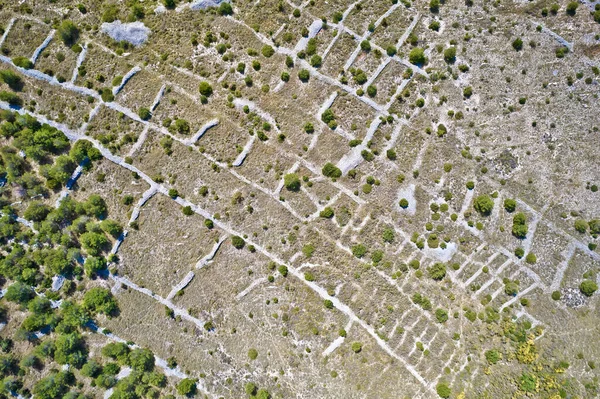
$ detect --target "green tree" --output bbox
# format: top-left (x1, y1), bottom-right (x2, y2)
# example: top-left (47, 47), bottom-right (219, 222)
top-left (5, 281), bottom-right (34, 304)
top-left (24, 201), bottom-right (52, 222)
top-left (352, 244), bottom-right (367, 258)
top-left (284, 173), bottom-right (300, 191)
top-left (128, 348), bottom-right (155, 371)
top-left (80, 232), bottom-right (108, 256)
top-left (34, 371), bottom-right (73, 399)
top-left (428, 262), bottom-right (446, 280)
top-left (408, 48), bottom-right (426, 65)
top-left (298, 69), bottom-right (310, 82)
top-left (198, 81), bottom-right (213, 97)
top-left (322, 162), bottom-right (342, 179)
top-left (443, 47), bottom-right (456, 64)
top-left (100, 219), bottom-right (123, 237)
top-left (82, 287), bottom-right (118, 315)
top-left (512, 212), bottom-right (528, 238)
top-left (176, 378), bottom-right (197, 397)
top-left (138, 107), bottom-right (151, 121)
top-left (231, 235), bottom-right (245, 249)
top-left (435, 308), bottom-right (448, 323)
top-left (218, 2), bottom-right (233, 15)
top-left (512, 38), bottom-right (523, 51)
top-left (473, 195), bottom-right (494, 216)
top-left (503, 198), bottom-right (516, 212)
top-left (574, 219), bottom-right (588, 233)
top-left (84, 256), bottom-right (107, 276)
top-left (54, 333), bottom-right (87, 367)
top-left (0, 69), bottom-right (23, 91)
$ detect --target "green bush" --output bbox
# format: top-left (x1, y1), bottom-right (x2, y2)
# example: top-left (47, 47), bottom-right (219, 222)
top-left (320, 207), bottom-right (334, 218)
top-left (525, 253), bottom-right (536, 264)
top-left (138, 107), bottom-right (151, 120)
top-left (436, 382), bottom-right (451, 398)
top-left (399, 198), bottom-right (409, 209)
top-left (566, 1), bottom-right (578, 15)
top-left (231, 235), bottom-right (245, 249)
top-left (435, 308), bottom-right (448, 323)
top-left (248, 348), bottom-right (258, 360)
top-left (580, 280), bottom-right (598, 296)
top-left (574, 219), bottom-right (588, 233)
top-left (485, 349), bottom-right (501, 364)
top-left (322, 162), bottom-right (342, 179)
top-left (261, 45), bottom-right (275, 57)
top-left (428, 262), bottom-right (446, 280)
top-left (367, 85), bottom-right (377, 97)
top-left (351, 342), bottom-right (362, 353)
top-left (298, 69), bottom-right (310, 82)
top-left (352, 244), bottom-right (367, 258)
top-left (512, 38), bottom-right (523, 51)
top-left (551, 290), bottom-right (561, 300)
top-left (512, 212), bottom-right (528, 238)
top-left (12, 56), bottom-right (33, 69)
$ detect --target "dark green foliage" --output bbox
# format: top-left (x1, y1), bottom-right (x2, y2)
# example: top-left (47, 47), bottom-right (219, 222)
top-left (34, 371), bottom-right (74, 399)
top-left (102, 342), bottom-right (130, 363)
top-left (574, 219), bottom-right (588, 233)
top-left (70, 140), bottom-right (101, 164)
top-left (24, 201), bottom-right (52, 222)
top-left (278, 265), bottom-right (288, 277)
top-left (435, 308), bottom-right (448, 323)
top-left (84, 256), bottom-right (107, 276)
top-left (100, 219), bottom-right (123, 237)
top-left (298, 69), bottom-right (310, 82)
top-left (80, 232), bottom-right (108, 255)
top-left (485, 349), bottom-right (501, 364)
